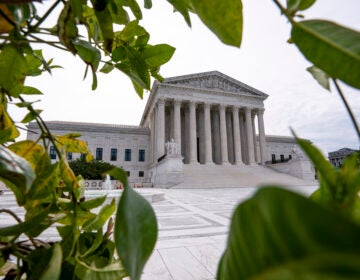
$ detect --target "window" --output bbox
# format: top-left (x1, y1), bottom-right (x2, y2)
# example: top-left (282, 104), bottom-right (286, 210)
top-left (271, 154), bottom-right (276, 164)
top-left (139, 171), bottom-right (144, 177)
top-left (111, 148), bottom-right (117, 161)
top-left (138, 149), bottom-right (145, 162)
top-left (280, 154), bottom-right (285, 162)
top-left (67, 152), bottom-right (72, 160)
top-left (289, 155), bottom-right (292, 160)
top-left (96, 148), bottom-right (103, 160)
top-left (80, 153), bottom-right (86, 160)
top-left (126, 171), bottom-right (130, 177)
top-left (50, 146), bottom-right (56, 159)
top-left (125, 149), bottom-right (132, 161)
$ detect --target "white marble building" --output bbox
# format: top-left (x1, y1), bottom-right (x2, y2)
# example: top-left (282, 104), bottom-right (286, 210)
top-left (27, 71), bottom-right (314, 187)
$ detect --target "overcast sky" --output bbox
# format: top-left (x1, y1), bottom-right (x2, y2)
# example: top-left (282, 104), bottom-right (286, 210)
top-left (10, 0), bottom-right (360, 156)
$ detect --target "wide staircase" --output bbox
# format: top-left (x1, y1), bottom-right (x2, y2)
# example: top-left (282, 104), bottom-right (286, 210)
top-left (173, 164), bottom-right (316, 188)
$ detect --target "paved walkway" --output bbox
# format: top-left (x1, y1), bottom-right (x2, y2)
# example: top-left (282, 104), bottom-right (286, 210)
top-left (0, 186), bottom-right (317, 280)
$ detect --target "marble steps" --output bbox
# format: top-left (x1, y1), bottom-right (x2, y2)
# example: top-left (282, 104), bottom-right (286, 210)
top-left (173, 164), bottom-right (315, 188)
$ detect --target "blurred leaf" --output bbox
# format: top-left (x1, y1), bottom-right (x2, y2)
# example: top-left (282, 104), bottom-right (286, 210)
top-left (108, 1), bottom-right (129, 25)
top-left (100, 62), bottom-right (114, 73)
top-left (190, 0), bottom-right (243, 47)
top-left (27, 162), bottom-right (59, 200)
top-left (75, 260), bottom-right (127, 279)
top-left (21, 109), bottom-right (42, 123)
top-left (119, 20), bottom-right (147, 42)
top-left (112, 168), bottom-right (157, 280)
top-left (144, 0), bottom-right (152, 9)
top-left (7, 3), bottom-right (33, 28)
top-left (124, 0), bottom-right (142, 19)
top-left (27, 243), bottom-right (62, 280)
top-left (80, 195), bottom-right (107, 210)
top-left (94, 7), bottom-right (114, 52)
top-left (83, 198), bottom-right (116, 231)
top-left (132, 80), bottom-right (144, 99)
top-left (217, 187), bottom-right (360, 279)
top-left (72, 39), bottom-right (101, 71)
top-left (0, 145), bottom-right (34, 205)
top-left (292, 20), bottom-right (360, 89)
top-left (142, 44), bottom-right (176, 67)
top-left (167, 0), bottom-right (192, 27)
top-left (58, 1), bottom-right (78, 53)
top-left (307, 65), bottom-right (330, 90)
top-left (0, 44), bottom-right (27, 97)
top-left (80, 230), bottom-right (103, 258)
top-left (0, 207), bottom-right (49, 236)
top-left (8, 140), bottom-right (44, 171)
top-left (286, 0), bottom-right (316, 15)
top-left (55, 134), bottom-right (91, 154)
top-left (0, 104), bottom-right (20, 143)
top-left (22, 86), bottom-right (43, 95)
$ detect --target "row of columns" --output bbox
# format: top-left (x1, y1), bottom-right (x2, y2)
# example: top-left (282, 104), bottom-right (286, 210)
top-left (151, 98), bottom-right (267, 166)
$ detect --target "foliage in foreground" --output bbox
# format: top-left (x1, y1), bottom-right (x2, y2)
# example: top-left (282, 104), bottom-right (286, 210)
top-left (0, 0), bottom-right (359, 279)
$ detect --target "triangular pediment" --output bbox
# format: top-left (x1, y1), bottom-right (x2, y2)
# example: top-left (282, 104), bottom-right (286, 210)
top-left (163, 71), bottom-right (267, 97)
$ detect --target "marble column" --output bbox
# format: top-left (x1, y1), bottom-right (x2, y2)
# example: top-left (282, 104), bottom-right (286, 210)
top-left (204, 103), bottom-right (213, 164)
top-left (219, 104), bottom-right (229, 164)
top-left (251, 113), bottom-right (259, 163)
top-left (257, 108), bottom-right (267, 164)
top-left (157, 98), bottom-right (165, 158)
top-left (232, 106), bottom-right (243, 165)
top-left (189, 102), bottom-right (197, 164)
top-left (245, 107), bottom-right (255, 164)
top-left (173, 100), bottom-right (181, 152)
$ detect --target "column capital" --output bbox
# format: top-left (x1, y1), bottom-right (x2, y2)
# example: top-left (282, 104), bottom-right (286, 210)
top-left (219, 104), bottom-right (227, 111)
top-left (173, 99), bottom-right (182, 106)
top-left (157, 98), bottom-right (165, 106)
top-left (244, 107), bottom-right (253, 114)
top-left (257, 108), bottom-right (265, 115)
top-left (188, 101), bottom-right (197, 109)
top-left (203, 102), bottom-right (212, 109)
top-left (232, 105), bottom-right (239, 112)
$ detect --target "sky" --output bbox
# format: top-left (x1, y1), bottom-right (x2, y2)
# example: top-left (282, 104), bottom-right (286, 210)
top-left (9, 0), bottom-right (360, 156)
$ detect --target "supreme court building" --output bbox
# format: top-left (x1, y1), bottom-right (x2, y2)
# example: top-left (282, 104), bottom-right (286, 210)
top-left (27, 71), bottom-right (314, 187)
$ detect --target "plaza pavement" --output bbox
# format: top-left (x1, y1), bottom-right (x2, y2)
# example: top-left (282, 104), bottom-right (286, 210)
top-left (0, 185), bottom-right (317, 280)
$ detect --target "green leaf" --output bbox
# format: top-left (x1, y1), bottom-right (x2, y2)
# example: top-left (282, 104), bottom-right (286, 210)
top-left (119, 20), bottom-right (147, 42)
top-left (108, 1), bottom-right (129, 25)
top-left (0, 104), bottom-right (20, 143)
top-left (58, 1), bottom-right (78, 53)
top-left (8, 140), bottom-right (45, 172)
top-left (21, 109), bottom-right (43, 123)
top-left (144, 0), bottom-right (152, 9)
top-left (7, 3), bottom-right (33, 28)
top-left (132, 80), bottom-right (144, 99)
top-left (0, 145), bottom-right (35, 205)
top-left (27, 162), bottom-right (59, 200)
top-left (39, 243), bottom-right (62, 280)
top-left (0, 44), bottom-right (27, 97)
top-left (190, 0), bottom-right (243, 47)
top-left (80, 195), bottom-right (107, 210)
top-left (167, 0), bottom-right (192, 27)
top-left (94, 7), bottom-right (114, 52)
top-left (75, 260), bottom-right (127, 280)
top-left (0, 207), bottom-right (49, 237)
top-left (142, 44), bottom-right (176, 67)
top-left (291, 20), bottom-right (360, 89)
top-left (83, 198), bottom-right (116, 231)
top-left (217, 187), bottom-right (360, 279)
top-left (124, 0), bottom-right (142, 19)
top-left (113, 168), bottom-right (157, 280)
top-left (287, 0), bottom-right (316, 15)
top-left (27, 243), bottom-right (62, 280)
top-left (100, 62), bottom-right (114, 73)
top-left (72, 39), bottom-right (101, 71)
top-left (55, 134), bottom-right (91, 154)
top-left (22, 85), bottom-right (44, 95)
top-left (307, 65), bottom-right (330, 90)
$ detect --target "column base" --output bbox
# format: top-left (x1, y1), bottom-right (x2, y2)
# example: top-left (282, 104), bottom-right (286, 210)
top-left (234, 161), bottom-right (245, 166)
top-left (221, 161), bottom-right (231, 166)
top-left (205, 161), bottom-right (215, 165)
